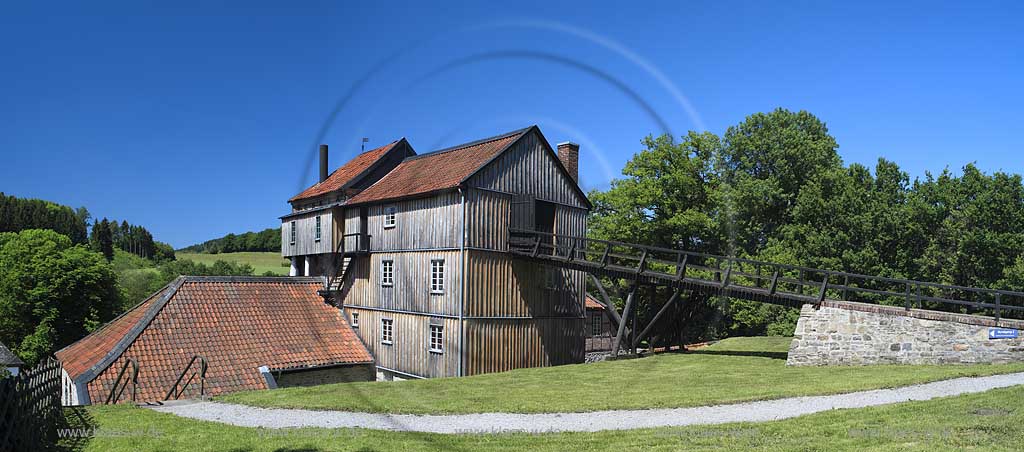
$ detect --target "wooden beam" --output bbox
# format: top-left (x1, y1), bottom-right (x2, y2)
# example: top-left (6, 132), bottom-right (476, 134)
top-left (611, 284), bottom-right (638, 356)
top-left (588, 274), bottom-right (624, 329)
top-left (676, 254), bottom-right (688, 281)
top-left (632, 288), bottom-right (683, 349)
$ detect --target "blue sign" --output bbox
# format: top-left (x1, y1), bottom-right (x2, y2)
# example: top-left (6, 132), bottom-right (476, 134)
top-left (989, 328), bottom-right (1019, 340)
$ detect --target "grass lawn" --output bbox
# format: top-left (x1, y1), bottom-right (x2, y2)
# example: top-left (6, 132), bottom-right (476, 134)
top-left (220, 337), bottom-right (1024, 414)
top-left (70, 384), bottom-right (1024, 451)
top-left (176, 251), bottom-right (289, 275)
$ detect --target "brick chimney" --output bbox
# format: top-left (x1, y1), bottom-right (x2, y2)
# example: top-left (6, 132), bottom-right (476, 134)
top-left (319, 144), bottom-right (329, 183)
top-left (556, 142), bottom-right (579, 184)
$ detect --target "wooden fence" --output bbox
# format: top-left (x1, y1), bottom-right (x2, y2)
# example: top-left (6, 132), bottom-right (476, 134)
top-left (0, 358), bottom-right (63, 452)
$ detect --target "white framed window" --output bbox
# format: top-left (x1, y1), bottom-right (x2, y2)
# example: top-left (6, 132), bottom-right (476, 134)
top-left (381, 260), bottom-right (394, 286)
top-left (315, 216), bottom-right (322, 242)
top-left (381, 318), bottom-right (393, 344)
top-left (429, 325), bottom-right (443, 353)
top-left (590, 314), bottom-right (602, 336)
top-left (430, 259), bottom-right (445, 294)
top-left (290, 221), bottom-right (296, 245)
top-left (383, 205), bottom-right (397, 228)
top-left (351, 312), bottom-right (359, 328)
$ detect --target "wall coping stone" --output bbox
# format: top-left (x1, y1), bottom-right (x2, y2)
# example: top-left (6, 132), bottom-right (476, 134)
top-left (819, 299), bottom-right (1024, 329)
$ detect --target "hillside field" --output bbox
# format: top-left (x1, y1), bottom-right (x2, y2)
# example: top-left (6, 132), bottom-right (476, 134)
top-left (176, 251), bottom-right (289, 275)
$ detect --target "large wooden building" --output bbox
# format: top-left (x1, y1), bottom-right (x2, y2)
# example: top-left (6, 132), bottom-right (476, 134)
top-left (282, 126), bottom-right (591, 379)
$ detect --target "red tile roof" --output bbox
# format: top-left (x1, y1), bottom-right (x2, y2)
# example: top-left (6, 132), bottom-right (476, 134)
top-left (346, 127), bottom-right (530, 205)
top-left (585, 294), bottom-right (605, 310)
top-left (289, 140), bottom-right (402, 202)
top-left (56, 277), bottom-right (372, 403)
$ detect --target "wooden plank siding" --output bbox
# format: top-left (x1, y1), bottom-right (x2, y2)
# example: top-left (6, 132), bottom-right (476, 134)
top-left (281, 209), bottom-right (336, 257)
top-left (464, 188), bottom-right (511, 251)
top-left (367, 192), bottom-right (462, 252)
top-left (464, 249), bottom-right (584, 318)
top-left (466, 130), bottom-right (588, 209)
top-left (342, 207), bottom-right (362, 252)
top-left (343, 251), bottom-right (462, 317)
top-left (463, 317), bottom-right (584, 376)
top-left (346, 308), bottom-right (460, 378)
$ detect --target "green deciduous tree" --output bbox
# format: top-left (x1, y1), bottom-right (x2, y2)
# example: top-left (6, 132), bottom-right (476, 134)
top-left (589, 108), bottom-right (1024, 341)
top-left (0, 229), bottom-right (121, 365)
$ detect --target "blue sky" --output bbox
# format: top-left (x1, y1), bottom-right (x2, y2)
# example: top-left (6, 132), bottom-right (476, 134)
top-left (1, 1), bottom-right (1021, 248)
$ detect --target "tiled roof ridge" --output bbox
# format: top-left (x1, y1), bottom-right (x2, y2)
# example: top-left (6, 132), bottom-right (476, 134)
top-left (402, 126), bottom-right (532, 162)
top-left (288, 139), bottom-right (405, 202)
top-left (71, 277), bottom-right (187, 384)
top-left (179, 276), bottom-right (323, 284)
top-left (317, 139), bottom-right (401, 180)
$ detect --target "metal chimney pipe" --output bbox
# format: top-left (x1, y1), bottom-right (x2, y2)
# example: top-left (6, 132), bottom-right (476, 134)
top-left (319, 144), bottom-right (329, 183)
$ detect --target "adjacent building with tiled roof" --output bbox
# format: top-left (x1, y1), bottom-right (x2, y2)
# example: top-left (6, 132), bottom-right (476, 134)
top-left (281, 125), bottom-right (591, 379)
top-left (56, 276), bottom-right (373, 405)
top-left (585, 294), bottom-right (614, 352)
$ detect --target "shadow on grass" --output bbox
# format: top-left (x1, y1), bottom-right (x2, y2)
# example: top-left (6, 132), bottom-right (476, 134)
top-left (56, 407), bottom-right (95, 452)
top-left (685, 349), bottom-right (789, 360)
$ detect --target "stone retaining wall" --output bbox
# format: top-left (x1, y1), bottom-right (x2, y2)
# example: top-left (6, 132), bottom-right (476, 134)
top-left (787, 300), bottom-right (1024, 366)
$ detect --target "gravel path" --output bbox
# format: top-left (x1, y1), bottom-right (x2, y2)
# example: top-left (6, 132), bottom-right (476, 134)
top-left (149, 372), bottom-right (1024, 433)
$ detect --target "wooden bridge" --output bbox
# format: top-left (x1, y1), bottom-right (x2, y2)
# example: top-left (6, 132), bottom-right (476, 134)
top-left (508, 229), bottom-right (1024, 356)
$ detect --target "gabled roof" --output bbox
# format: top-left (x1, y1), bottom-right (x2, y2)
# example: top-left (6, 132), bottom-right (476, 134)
top-left (585, 294), bottom-right (605, 310)
top-left (0, 342), bottom-right (24, 367)
top-left (289, 139), bottom-right (409, 203)
top-left (55, 276), bottom-right (372, 402)
top-left (346, 127), bottom-right (531, 205)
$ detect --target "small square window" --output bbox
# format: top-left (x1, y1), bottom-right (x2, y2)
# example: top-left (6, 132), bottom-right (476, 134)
top-left (315, 216), bottom-right (322, 241)
top-left (381, 260), bottom-right (394, 286)
top-left (430, 259), bottom-right (445, 294)
top-left (429, 325), bottom-right (443, 353)
top-left (381, 318), bottom-right (393, 344)
top-left (290, 221), bottom-right (296, 245)
top-left (383, 206), bottom-right (397, 228)
top-left (351, 312), bottom-right (359, 328)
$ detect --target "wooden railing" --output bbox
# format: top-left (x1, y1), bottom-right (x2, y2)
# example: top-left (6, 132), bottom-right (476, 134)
top-left (509, 228), bottom-right (1024, 320)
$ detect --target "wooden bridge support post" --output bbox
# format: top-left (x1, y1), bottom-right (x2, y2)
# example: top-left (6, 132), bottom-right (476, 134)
top-left (611, 284), bottom-right (638, 356)
top-left (632, 288), bottom-right (683, 350)
top-left (588, 274), bottom-right (627, 334)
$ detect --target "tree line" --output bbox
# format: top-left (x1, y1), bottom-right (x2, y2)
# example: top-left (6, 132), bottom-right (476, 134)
top-left (590, 108), bottom-right (1024, 344)
top-left (178, 227), bottom-right (281, 254)
top-left (0, 192), bottom-right (89, 244)
top-left (89, 218), bottom-right (175, 262)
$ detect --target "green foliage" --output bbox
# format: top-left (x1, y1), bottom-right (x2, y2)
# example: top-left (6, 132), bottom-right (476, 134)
top-left (89, 217), bottom-right (168, 261)
top-left (0, 230), bottom-right (121, 365)
top-left (111, 250), bottom-right (259, 306)
top-left (152, 241), bottom-right (176, 262)
top-left (0, 192), bottom-right (88, 244)
top-left (179, 227), bottom-right (281, 254)
top-left (590, 108), bottom-right (1024, 340)
top-left (90, 218), bottom-right (115, 261)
